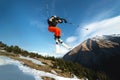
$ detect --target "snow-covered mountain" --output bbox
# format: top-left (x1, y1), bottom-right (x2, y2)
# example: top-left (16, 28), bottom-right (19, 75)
top-left (63, 34), bottom-right (120, 80)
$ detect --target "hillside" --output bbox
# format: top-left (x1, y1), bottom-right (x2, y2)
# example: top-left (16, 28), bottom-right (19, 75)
top-left (0, 41), bottom-right (107, 80)
top-left (63, 34), bottom-right (120, 80)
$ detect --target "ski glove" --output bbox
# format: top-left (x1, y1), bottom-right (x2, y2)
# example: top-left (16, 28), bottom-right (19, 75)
top-left (64, 19), bottom-right (67, 23)
top-left (62, 19), bottom-right (67, 23)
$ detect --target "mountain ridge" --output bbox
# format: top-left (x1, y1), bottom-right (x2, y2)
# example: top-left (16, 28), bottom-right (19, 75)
top-left (63, 34), bottom-right (120, 80)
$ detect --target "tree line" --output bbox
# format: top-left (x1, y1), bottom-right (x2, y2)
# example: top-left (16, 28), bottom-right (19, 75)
top-left (0, 41), bottom-right (108, 80)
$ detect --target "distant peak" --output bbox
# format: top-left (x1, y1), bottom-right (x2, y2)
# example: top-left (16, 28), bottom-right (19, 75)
top-left (90, 34), bottom-right (120, 41)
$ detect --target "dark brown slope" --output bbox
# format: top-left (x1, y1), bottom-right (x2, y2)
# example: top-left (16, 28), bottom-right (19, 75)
top-left (63, 35), bottom-right (120, 80)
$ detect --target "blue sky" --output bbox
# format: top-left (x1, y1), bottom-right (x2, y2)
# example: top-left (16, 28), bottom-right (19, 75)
top-left (0, 0), bottom-right (120, 57)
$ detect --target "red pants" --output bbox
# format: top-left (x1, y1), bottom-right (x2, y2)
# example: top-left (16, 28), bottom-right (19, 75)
top-left (48, 26), bottom-right (61, 37)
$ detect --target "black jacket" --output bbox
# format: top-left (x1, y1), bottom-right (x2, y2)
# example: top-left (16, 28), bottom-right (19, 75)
top-left (47, 16), bottom-right (67, 26)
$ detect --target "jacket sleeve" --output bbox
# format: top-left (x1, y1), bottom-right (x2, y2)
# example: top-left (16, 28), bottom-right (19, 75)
top-left (56, 17), bottom-right (67, 23)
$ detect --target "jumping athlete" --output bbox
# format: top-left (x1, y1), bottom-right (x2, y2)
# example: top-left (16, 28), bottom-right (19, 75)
top-left (47, 15), bottom-right (67, 44)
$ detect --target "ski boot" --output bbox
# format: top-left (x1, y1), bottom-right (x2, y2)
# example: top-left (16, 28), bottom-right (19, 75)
top-left (54, 36), bottom-right (72, 50)
top-left (54, 36), bottom-right (63, 44)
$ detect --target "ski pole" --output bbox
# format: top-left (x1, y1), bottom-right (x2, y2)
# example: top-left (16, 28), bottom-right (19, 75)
top-left (67, 22), bottom-right (89, 30)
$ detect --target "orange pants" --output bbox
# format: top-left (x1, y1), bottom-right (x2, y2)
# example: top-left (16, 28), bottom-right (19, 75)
top-left (48, 26), bottom-right (61, 37)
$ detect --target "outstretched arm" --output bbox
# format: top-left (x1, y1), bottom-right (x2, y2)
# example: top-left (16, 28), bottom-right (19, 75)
top-left (56, 17), bottom-right (67, 23)
top-left (61, 18), bottom-right (67, 23)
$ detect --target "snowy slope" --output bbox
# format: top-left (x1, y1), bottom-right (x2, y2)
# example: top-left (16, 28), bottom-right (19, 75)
top-left (0, 56), bottom-right (80, 80)
top-left (19, 56), bottom-right (44, 66)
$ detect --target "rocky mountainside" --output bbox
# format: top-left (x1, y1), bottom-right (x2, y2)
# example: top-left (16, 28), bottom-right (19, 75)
top-left (63, 34), bottom-right (120, 80)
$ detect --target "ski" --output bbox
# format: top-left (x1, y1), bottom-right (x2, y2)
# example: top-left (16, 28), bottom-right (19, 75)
top-left (55, 39), bottom-right (72, 53)
top-left (60, 42), bottom-right (72, 50)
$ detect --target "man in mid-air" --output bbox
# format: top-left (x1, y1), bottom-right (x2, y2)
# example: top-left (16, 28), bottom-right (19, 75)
top-left (47, 15), bottom-right (67, 44)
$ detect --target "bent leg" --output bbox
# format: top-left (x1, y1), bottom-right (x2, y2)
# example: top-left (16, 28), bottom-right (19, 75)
top-left (48, 26), bottom-right (61, 37)
top-left (48, 26), bottom-right (62, 44)
top-left (55, 27), bottom-right (61, 37)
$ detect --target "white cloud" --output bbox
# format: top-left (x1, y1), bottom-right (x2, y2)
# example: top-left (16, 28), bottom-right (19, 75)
top-left (66, 36), bottom-right (77, 44)
top-left (78, 15), bottom-right (120, 42)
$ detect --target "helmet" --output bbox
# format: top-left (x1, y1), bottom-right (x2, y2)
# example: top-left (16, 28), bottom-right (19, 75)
top-left (52, 15), bottom-right (57, 18)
